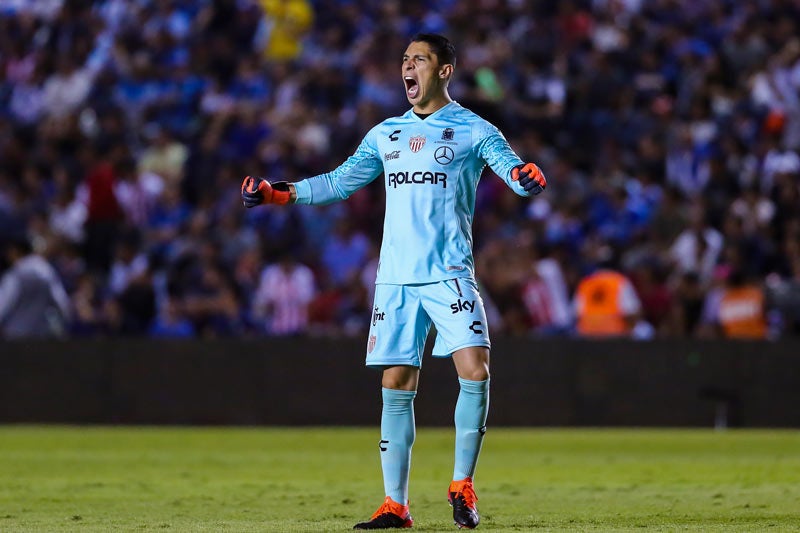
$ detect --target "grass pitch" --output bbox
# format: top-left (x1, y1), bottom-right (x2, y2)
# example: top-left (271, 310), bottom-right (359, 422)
top-left (0, 427), bottom-right (798, 532)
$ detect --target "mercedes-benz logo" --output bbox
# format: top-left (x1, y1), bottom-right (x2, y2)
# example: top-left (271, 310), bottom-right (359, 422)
top-left (434, 146), bottom-right (455, 165)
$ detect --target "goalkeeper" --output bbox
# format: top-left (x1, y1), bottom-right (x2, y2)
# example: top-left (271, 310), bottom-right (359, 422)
top-left (242, 33), bottom-right (546, 530)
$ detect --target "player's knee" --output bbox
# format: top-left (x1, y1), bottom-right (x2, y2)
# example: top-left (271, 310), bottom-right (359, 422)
top-left (381, 366), bottom-right (419, 390)
top-left (456, 360), bottom-right (490, 381)
top-left (462, 365), bottom-right (490, 382)
top-left (453, 347), bottom-right (490, 381)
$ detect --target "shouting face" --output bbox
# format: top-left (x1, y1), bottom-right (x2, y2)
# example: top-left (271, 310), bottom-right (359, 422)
top-left (402, 40), bottom-right (453, 113)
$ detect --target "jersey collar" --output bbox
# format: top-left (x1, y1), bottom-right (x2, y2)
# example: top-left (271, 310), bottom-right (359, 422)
top-left (406, 101), bottom-right (458, 121)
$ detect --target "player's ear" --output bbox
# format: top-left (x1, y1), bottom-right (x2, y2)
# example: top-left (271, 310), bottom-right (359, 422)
top-left (439, 64), bottom-right (453, 79)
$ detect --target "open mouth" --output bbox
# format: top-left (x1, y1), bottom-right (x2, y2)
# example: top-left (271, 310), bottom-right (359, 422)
top-left (404, 76), bottom-right (419, 99)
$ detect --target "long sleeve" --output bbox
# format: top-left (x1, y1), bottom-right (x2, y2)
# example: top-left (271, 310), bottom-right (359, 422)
top-left (293, 126), bottom-right (384, 205)
top-left (472, 121), bottom-right (529, 197)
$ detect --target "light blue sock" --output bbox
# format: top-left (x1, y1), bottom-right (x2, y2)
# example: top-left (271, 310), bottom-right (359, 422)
top-left (380, 387), bottom-right (417, 505)
top-left (453, 377), bottom-right (490, 480)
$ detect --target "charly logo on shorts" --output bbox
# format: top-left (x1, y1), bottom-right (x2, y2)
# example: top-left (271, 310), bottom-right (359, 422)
top-left (409, 135), bottom-right (426, 153)
top-left (434, 146), bottom-right (454, 165)
top-left (368, 335), bottom-right (377, 353)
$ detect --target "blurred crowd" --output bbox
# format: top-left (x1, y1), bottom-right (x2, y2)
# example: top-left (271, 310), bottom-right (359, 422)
top-left (1, 0), bottom-right (800, 340)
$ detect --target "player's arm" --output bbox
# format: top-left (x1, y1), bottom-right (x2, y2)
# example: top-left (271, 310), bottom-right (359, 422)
top-left (473, 121), bottom-right (546, 197)
top-left (241, 127), bottom-right (383, 208)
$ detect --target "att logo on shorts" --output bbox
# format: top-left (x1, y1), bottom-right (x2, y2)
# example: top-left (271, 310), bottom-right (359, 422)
top-left (372, 306), bottom-right (386, 326)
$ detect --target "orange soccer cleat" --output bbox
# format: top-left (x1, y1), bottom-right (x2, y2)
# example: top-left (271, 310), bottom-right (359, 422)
top-left (448, 477), bottom-right (479, 529)
top-left (353, 496), bottom-right (414, 530)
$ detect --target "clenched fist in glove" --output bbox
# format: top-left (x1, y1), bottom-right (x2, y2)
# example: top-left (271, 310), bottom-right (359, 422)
top-left (511, 163), bottom-right (546, 195)
top-left (241, 176), bottom-right (292, 208)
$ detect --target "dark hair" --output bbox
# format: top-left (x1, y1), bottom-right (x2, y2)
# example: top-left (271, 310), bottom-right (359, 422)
top-left (410, 33), bottom-right (456, 68)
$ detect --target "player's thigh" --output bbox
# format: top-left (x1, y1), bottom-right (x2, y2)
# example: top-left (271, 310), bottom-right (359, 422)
top-left (421, 278), bottom-right (491, 358)
top-left (365, 284), bottom-right (431, 369)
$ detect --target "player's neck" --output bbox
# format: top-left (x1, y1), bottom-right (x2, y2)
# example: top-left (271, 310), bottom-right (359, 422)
top-left (413, 92), bottom-right (452, 115)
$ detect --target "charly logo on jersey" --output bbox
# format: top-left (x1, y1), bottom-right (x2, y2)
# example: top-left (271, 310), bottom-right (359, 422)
top-left (389, 130), bottom-right (401, 141)
top-left (434, 146), bottom-right (454, 165)
top-left (384, 150), bottom-right (400, 161)
top-left (409, 135), bottom-right (426, 153)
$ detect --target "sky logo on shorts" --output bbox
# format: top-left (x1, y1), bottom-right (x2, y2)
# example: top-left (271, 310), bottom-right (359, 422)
top-left (450, 299), bottom-right (476, 314)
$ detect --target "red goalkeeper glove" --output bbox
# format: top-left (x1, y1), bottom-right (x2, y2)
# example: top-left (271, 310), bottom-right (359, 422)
top-left (511, 163), bottom-right (546, 195)
top-left (241, 176), bottom-right (291, 208)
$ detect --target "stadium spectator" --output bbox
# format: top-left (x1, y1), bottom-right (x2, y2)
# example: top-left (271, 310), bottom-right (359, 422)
top-left (113, 157), bottom-right (164, 229)
top-left (48, 164), bottom-right (87, 246)
top-left (320, 218), bottom-right (371, 288)
top-left (105, 260), bottom-right (156, 336)
top-left (0, 236), bottom-right (71, 338)
top-left (145, 182), bottom-right (191, 262)
top-left (256, 0), bottom-right (313, 62)
top-left (669, 202), bottom-right (724, 286)
top-left (251, 253), bottom-right (315, 336)
top-left (107, 231), bottom-right (148, 296)
top-left (708, 268), bottom-right (769, 340)
top-left (573, 253), bottom-right (644, 338)
top-left (629, 260), bottom-right (676, 336)
top-left (148, 293), bottom-right (196, 339)
top-left (42, 55), bottom-right (94, 118)
top-left (672, 271), bottom-right (706, 337)
top-left (80, 144), bottom-right (124, 274)
top-left (182, 260), bottom-right (241, 338)
top-left (69, 272), bottom-right (107, 337)
top-left (137, 124), bottom-right (188, 187)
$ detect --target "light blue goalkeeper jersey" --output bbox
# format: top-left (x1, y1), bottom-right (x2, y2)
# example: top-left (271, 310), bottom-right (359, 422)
top-left (293, 101), bottom-right (530, 284)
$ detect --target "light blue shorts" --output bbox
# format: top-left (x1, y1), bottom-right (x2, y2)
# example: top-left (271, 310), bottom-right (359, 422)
top-left (365, 278), bottom-right (491, 369)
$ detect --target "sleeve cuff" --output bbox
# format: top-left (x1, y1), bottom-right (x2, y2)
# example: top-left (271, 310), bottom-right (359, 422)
top-left (293, 179), bottom-right (312, 204)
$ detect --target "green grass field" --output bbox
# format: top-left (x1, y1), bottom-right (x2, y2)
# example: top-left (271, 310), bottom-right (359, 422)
top-left (0, 427), bottom-right (798, 532)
